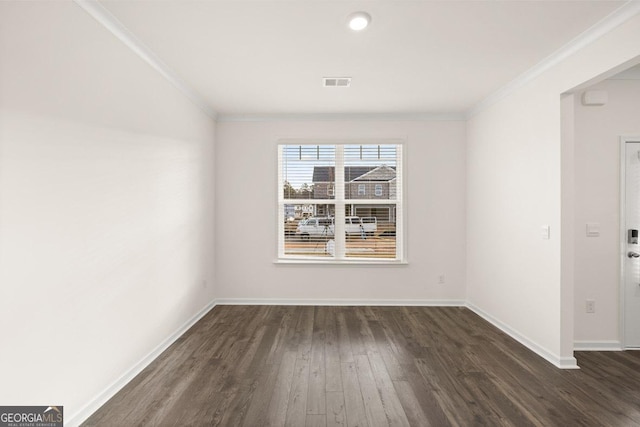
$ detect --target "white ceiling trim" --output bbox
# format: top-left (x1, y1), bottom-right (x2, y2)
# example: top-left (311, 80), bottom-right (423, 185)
top-left (74, 0), bottom-right (217, 120)
top-left (217, 113), bottom-right (465, 123)
top-left (466, 0), bottom-right (640, 119)
top-left (75, 0), bottom-right (639, 123)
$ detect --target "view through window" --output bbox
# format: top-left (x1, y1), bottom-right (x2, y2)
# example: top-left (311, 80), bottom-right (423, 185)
top-left (278, 142), bottom-right (403, 262)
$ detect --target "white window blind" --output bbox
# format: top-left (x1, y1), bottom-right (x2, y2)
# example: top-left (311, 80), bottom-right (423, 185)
top-left (278, 142), bottom-right (403, 262)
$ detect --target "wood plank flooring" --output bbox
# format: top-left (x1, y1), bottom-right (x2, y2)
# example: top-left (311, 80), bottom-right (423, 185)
top-left (82, 306), bottom-right (640, 426)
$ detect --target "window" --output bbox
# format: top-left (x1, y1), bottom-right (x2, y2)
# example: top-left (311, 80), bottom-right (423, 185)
top-left (278, 142), bottom-right (404, 262)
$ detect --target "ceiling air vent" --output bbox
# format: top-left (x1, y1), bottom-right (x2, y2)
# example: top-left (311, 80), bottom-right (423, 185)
top-left (323, 77), bottom-right (351, 87)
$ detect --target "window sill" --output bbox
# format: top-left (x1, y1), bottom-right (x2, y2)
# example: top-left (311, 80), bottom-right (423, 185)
top-left (274, 259), bottom-right (409, 266)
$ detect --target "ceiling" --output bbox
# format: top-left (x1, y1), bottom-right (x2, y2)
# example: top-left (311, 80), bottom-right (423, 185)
top-left (96, 0), bottom-right (626, 117)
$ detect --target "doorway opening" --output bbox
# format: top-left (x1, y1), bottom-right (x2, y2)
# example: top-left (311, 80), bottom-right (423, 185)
top-left (567, 59), bottom-right (640, 351)
top-left (620, 138), bottom-right (640, 348)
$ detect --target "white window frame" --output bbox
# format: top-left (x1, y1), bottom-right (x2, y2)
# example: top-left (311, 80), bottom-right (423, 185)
top-left (374, 184), bottom-right (383, 197)
top-left (277, 140), bottom-right (406, 264)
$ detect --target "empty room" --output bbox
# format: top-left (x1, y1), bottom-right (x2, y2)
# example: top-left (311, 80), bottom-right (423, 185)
top-left (2, 1), bottom-right (640, 426)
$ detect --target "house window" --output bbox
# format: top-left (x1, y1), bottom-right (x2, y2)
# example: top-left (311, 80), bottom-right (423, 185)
top-left (278, 142), bottom-right (404, 262)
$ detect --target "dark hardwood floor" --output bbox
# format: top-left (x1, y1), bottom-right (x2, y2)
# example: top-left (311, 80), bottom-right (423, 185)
top-left (83, 306), bottom-right (640, 426)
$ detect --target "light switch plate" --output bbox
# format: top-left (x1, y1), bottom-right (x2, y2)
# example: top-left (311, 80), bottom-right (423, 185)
top-left (541, 225), bottom-right (550, 240)
top-left (586, 223), bottom-right (600, 237)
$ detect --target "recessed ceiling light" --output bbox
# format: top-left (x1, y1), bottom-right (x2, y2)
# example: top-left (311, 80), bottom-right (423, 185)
top-left (347, 12), bottom-right (371, 31)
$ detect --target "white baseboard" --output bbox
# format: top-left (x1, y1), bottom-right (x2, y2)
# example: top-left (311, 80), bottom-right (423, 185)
top-left (466, 303), bottom-right (579, 370)
top-left (214, 298), bottom-right (466, 306)
top-left (574, 340), bottom-right (622, 351)
top-left (65, 299), bottom-right (217, 427)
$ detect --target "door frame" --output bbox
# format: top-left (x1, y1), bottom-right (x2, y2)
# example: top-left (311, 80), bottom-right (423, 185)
top-left (619, 136), bottom-right (640, 349)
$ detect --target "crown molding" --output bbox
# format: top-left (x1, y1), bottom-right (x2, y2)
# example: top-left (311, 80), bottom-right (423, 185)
top-left (75, 0), bottom-right (640, 124)
top-left (74, 0), bottom-right (217, 120)
top-left (216, 112), bottom-right (465, 123)
top-left (466, 0), bottom-right (640, 119)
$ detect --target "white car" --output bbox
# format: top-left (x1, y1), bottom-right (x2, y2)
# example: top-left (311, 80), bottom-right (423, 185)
top-left (296, 217), bottom-right (334, 239)
top-left (359, 217), bottom-right (377, 235)
top-left (296, 216), bottom-right (377, 239)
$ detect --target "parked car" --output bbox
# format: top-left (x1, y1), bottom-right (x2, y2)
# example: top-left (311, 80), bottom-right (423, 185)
top-left (360, 217), bottom-right (377, 235)
top-left (296, 217), bottom-right (334, 239)
top-left (345, 216), bottom-right (376, 236)
top-left (295, 216), bottom-right (377, 239)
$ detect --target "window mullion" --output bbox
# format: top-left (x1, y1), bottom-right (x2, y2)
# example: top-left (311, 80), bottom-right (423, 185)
top-left (277, 145), bottom-right (284, 258)
top-left (334, 145), bottom-right (345, 259)
top-left (396, 144), bottom-right (403, 261)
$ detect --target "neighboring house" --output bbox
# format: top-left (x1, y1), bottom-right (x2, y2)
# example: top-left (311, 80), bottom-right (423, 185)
top-left (311, 165), bottom-right (397, 222)
top-left (350, 165), bottom-right (396, 199)
top-left (389, 177), bottom-right (397, 200)
top-left (312, 166), bottom-right (373, 199)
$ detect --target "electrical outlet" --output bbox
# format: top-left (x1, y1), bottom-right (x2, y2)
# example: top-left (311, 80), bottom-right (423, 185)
top-left (437, 275), bottom-right (445, 284)
top-left (586, 300), bottom-right (595, 314)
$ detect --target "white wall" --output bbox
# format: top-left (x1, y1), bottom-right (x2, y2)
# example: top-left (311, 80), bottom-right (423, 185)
top-left (0, 2), bottom-right (215, 423)
top-left (573, 79), bottom-right (640, 346)
top-left (215, 120), bottom-right (466, 302)
top-left (466, 12), bottom-right (640, 367)
top-left (467, 86), bottom-right (565, 364)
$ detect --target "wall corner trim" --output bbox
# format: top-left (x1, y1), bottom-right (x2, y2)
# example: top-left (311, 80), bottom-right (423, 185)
top-left (466, 303), bottom-right (580, 369)
top-left (65, 299), bottom-right (218, 427)
top-left (73, 0), bottom-right (218, 120)
top-left (466, 1), bottom-right (640, 119)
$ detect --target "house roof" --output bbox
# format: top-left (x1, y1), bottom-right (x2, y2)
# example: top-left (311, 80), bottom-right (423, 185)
top-left (353, 165), bottom-right (396, 182)
top-left (313, 167), bottom-right (374, 183)
top-left (312, 166), bottom-right (396, 183)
